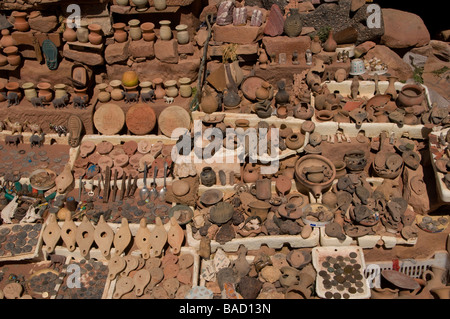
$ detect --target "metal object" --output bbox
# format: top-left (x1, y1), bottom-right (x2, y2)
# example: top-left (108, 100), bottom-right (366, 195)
top-left (103, 166), bottom-right (111, 203)
top-left (120, 173), bottom-right (126, 201)
top-left (112, 169), bottom-right (118, 202)
top-left (159, 161), bottom-right (167, 201)
top-left (149, 166), bottom-right (158, 201)
top-left (140, 163), bottom-right (150, 201)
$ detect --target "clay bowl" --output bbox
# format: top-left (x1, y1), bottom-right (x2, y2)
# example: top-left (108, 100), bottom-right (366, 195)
top-left (294, 155), bottom-right (336, 198)
top-left (169, 204), bottom-right (193, 225)
top-left (381, 270), bottom-right (420, 290)
top-left (29, 169), bottom-right (57, 191)
top-left (247, 200), bottom-right (271, 222)
top-left (366, 94), bottom-right (391, 109)
top-left (397, 84), bottom-right (425, 107)
top-left (199, 189), bottom-right (224, 206)
top-left (209, 201), bottom-right (234, 225)
top-left (315, 110), bottom-right (334, 122)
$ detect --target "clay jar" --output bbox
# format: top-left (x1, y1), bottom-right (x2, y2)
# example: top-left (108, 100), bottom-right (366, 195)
top-left (22, 82), bottom-right (37, 101)
top-left (97, 83), bottom-right (111, 103)
top-left (76, 21), bottom-right (89, 43)
top-left (153, 78), bottom-right (165, 99)
top-left (200, 167), bottom-right (216, 187)
top-left (0, 29), bottom-right (16, 48)
top-left (54, 84), bottom-right (67, 99)
top-left (323, 29), bottom-right (337, 52)
top-left (110, 80), bottom-right (124, 101)
top-left (275, 80), bottom-right (290, 106)
top-left (88, 24), bottom-right (103, 45)
top-left (255, 81), bottom-right (272, 101)
top-left (285, 132), bottom-right (305, 150)
top-left (344, 149), bottom-right (367, 172)
top-left (294, 155), bottom-right (336, 198)
top-left (37, 82), bottom-right (53, 102)
top-left (178, 77), bottom-right (192, 98)
top-left (200, 86), bottom-right (218, 113)
top-left (63, 19), bottom-right (78, 42)
top-left (12, 12), bottom-right (29, 32)
top-left (113, 23), bottom-right (128, 43)
top-left (284, 8), bottom-right (303, 38)
top-left (128, 19), bottom-right (142, 41)
top-left (397, 84), bottom-right (425, 107)
top-left (139, 81), bottom-right (152, 94)
top-left (243, 163), bottom-right (259, 183)
top-left (164, 80), bottom-right (178, 98)
top-left (3, 46), bottom-right (21, 66)
top-left (141, 22), bottom-right (156, 42)
top-left (175, 24), bottom-right (189, 44)
top-left (250, 179), bottom-right (272, 201)
top-left (247, 200), bottom-right (271, 222)
top-left (154, 0), bottom-right (167, 11)
top-left (310, 35), bottom-right (322, 54)
top-left (159, 20), bottom-right (172, 40)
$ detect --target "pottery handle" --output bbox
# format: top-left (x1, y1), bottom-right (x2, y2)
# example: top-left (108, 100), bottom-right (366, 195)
top-left (422, 269), bottom-right (435, 282)
top-left (249, 183), bottom-right (257, 196)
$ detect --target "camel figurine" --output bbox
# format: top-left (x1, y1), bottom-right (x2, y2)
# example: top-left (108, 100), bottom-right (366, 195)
top-left (25, 121), bottom-right (43, 135)
top-left (4, 117), bottom-right (26, 134)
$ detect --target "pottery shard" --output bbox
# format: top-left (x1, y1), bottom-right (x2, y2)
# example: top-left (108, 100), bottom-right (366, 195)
top-left (260, 266), bottom-right (281, 283)
top-left (154, 39), bottom-right (178, 64)
top-left (105, 41), bottom-right (130, 65)
top-left (63, 43), bottom-right (104, 66)
top-left (381, 9), bottom-right (430, 49)
top-left (29, 15), bottom-right (58, 33)
top-left (365, 45), bottom-right (413, 82)
top-left (129, 39), bottom-right (155, 59)
top-left (264, 4), bottom-right (284, 37)
top-left (262, 36), bottom-right (311, 64)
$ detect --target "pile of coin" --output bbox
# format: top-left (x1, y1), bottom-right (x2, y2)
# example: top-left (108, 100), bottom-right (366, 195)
top-left (0, 224), bottom-right (42, 257)
top-left (317, 252), bottom-right (366, 299)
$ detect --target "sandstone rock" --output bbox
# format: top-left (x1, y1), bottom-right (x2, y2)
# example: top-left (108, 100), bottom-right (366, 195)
top-left (213, 23), bottom-right (264, 44)
top-left (194, 28), bottom-right (209, 47)
top-left (178, 42), bottom-right (195, 55)
top-left (262, 36), bottom-right (311, 63)
top-left (28, 14), bottom-right (58, 33)
top-left (381, 9), bottom-right (430, 49)
top-left (350, 0), bottom-right (365, 12)
top-left (354, 41), bottom-right (376, 58)
top-left (63, 43), bottom-right (104, 66)
top-left (154, 39), bottom-right (178, 64)
top-left (246, 6), bottom-right (268, 22)
top-left (130, 39), bottom-right (155, 59)
top-left (263, 4), bottom-right (284, 37)
top-left (199, 3), bottom-right (218, 23)
top-left (365, 45), bottom-right (413, 82)
top-left (105, 40), bottom-right (130, 65)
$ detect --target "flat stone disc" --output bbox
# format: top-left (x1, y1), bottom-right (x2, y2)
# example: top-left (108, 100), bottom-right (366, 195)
top-left (126, 103), bottom-right (156, 135)
top-left (94, 103), bottom-right (125, 135)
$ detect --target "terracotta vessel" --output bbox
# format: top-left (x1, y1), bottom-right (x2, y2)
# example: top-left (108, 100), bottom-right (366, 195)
top-left (200, 86), bottom-right (218, 113)
top-left (247, 200), bottom-right (271, 222)
top-left (250, 179), bottom-right (272, 201)
top-left (284, 8), bottom-right (303, 38)
top-left (323, 29), bottom-right (337, 52)
top-left (63, 19), bottom-right (78, 42)
top-left (22, 82), bottom-right (37, 101)
top-left (175, 24), bottom-right (189, 44)
top-left (255, 81), bottom-right (272, 101)
top-left (243, 163), bottom-right (259, 183)
top-left (76, 21), bottom-right (89, 43)
top-left (200, 167), bottom-right (216, 187)
top-left (54, 83), bottom-right (67, 99)
top-left (159, 20), bottom-right (172, 40)
top-left (88, 24), bottom-right (103, 45)
top-left (3, 46), bottom-right (21, 66)
top-left (141, 22), bottom-right (156, 42)
top-left (154, 0), bottom-right (167, 10)
top-left (110, 80), bottom-right (124, 101)
top-left (97, 83), bottom-right (111, 103)
top-left (310, 36), bottom-right (322, 54)
top-left (153, 77), bottom-right (165, 99)
top-left (422, 266), bottom-right (447, 291)
top-left (164, 80), bottom-right (178, 97)
top-left (12, 12), bottom-right (29, 32)
top-left (285, 132), bottom-right (305, 150)
top-left (113, 22), bottom-right (128, 43)
top-left (344, 149), bottom-right (367, 172)
top-left (37, 82), bottom-right (53, 102)
top-left (294, 154), bottom-right (336, 198)
top-left (179, 77), bottom-right (192, 98)
top-left (397, 84), bottom-right (425, 107)
top-left (275, 80), bottom-right (290, 105)
top-left (128, 19), bottom-right (142, 40)
top-left (0, 29), bottom-right (16, 48)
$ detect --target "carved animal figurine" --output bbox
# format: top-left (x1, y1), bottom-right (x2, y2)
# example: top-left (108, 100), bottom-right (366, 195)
top-left (31, 96), bottom-right (46, 108)
top-left (164, 96), bottom-right (174, 104)
top-left (26, 121), bottom-right (42, 135)
top-left (141, 90), bottom-right (155, 103)
top-left (30, 132), bottom-right (45, 147)
top-left (7, 92), bottom-right (19, 107)
top-left (5, 134), bottom-right (23, 147)
top-left (5, 118), bottom-right (26, 134)
top-left (49, 123), bottom-right (68, 136)
top-left (73, 95), bottom-right (89, 109)
top-left (52, 94), bottom-right (70, 108)
top-left (49, 254), bottom-right (66, 271)
top-left (123, 91), bottom-right (139, 104)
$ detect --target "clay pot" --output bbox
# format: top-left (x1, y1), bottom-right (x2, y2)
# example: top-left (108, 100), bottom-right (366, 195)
top-left (310, 36), bottom-right (322, 54)
top-left (250, 179), bottom-right (272, 201)
top-left (153, 77), bottom-right (165, 99)
top-left (284, 8), bottom-right (303, 38)
top-left (323, 29), bottom-right (337, 52)
top-left (200, 167), bottom-right (216, 187)
top-left (294, 155), bottom-right (336, 198)
top-left (397, 84), bottom-right (425, 107)
top-left (275, 80), bottom-right (290, 106)
top-left (247, 200), bottom-right (271, 222)
top-left (3, 46), bottom-right (21, 66)
top-left (128, 19), bottom-right (142, 41)
top-left (53, 83), bottom-right (67, 99)
top-left (88, 24), bottom-right (103, 45)
top-left (0, 29), bottom-right (16, 48)
top-left (175, 24), bottom-right (189, 44)
top-left (63, 19), bottom-right (78, 42)
top-left (132, 0), bottom-right (148, 11)
top-left (154, 0), bottom-right (167, 10)
top-left (37, 82), bottom-right (53, 102)
top-left (122, 71), bottom-right (139, 87)
top-left (243, 163), bottom-right (259, 183)
top-left (159, 20), bottom-right (172, 40)
top-left (110, 80), bottom-right (124, 101)
top-left (0, 54), bottom-right (7, 66)
top-left (285, 132), bottom-right (305, 150)
top-left (255, 81), bottom-right (272, 101)
top-left (141, 22), bottom-right (155, 42)
top-left (333, 160), bottom-right (347, 179)
top-left (12, 12), bottom-right (29, 32)
top-left (76, 21), bottom-right (89, 43)
top-left (22, 82), bottom-right (37, 101)
top-left (164, 80), bottom-right (178, 98)
top-left (422, 266), bottom-right (447, 291)
top-left (178, 77), bottom-right (192, 98)
top-left (294, 102), bottom-right (314, 120)
top-left (6, 81), bottom-right (21, 99)
top-left (97, 83), bottom-right (111, 103)
top-left (344, 149), bottom-right (367, 172)
top-left (200, 87), bottom-right (218, 113)
top-left (113, 23), bottom-right (128, 43)
top-left (139, 81), bottom-right (152, 94)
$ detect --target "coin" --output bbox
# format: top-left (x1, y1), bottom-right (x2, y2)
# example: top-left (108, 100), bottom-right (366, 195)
top-left (325, 291), bottom-right (333, 299)
top-left (335, 275), bottom-right (345, 284)
top-left (349, 252), bottom-right (357, 258)
top-left (319, 270), bottom-right (328, 277)
top-left (350, 258), bottom-right (357, 264)
top-left (337, 284), bottom-right (345, 291)
top-left (333, 292), bottom-right (342, 299)
top-left (343, 293), bottom-right (350, 299)
top-left (322, 261), bottom-right (330, 268)
top-left (355, 281), bottom-right (364, 288)
top-left (348, 287), bottom-right (357, 294)
top-left (344, 265), bottom-right (353, 273)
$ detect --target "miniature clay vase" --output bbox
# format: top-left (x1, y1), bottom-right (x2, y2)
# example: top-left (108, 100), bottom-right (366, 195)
top-left (12, 12), bottom-right (29, 32)
top-left (141, 22), bottom-right (156, 42)
top-left (154, 0), bottom-right (167, 10)
top-left (200, 87), bottom-right (218, 113)
top-left (323, 29), bottom-right (338, 53)
top-left (97, 83), bottom-right (111, 103)
top-left (255, 81), bottom-right (272, 101)
top-left (200, 167), bottom-right (216, 187)
top-left (247, 200), bottom-right (271, 222)
top-left (113, 22), bottom-right (128, 43)
top-left (76, 21), bottom-right (89, 43)
top-left (164, 80), bottom-right (178, 98)
top-left (132, 0), bottom-right (148, 11)
top-left (243, 163), bottom-right (260, 183)
top-left (152, 77), bottom-right (165, 99)
top-left (275, 80), bottom-right (290, 106)
top-left (63, 19), bottom-right (78, 42)
top-left (54, 83), bottom-right (67, 99)
top-left (110, 80), bottom-right (124, 101)
top-left (128, 19), bottom-right (142, 40)
top-left (139, 81), bottom-right (152, 94)
top-left (159, 20), bottom-right (172, 40)
top-left (175, 24), bottom-right (189, 44)
top-left (88, 24), bottom-right (103, 45)
top-left (310, 35), bottom-right (322, 54)
top-left (344, 149), bottom-right (367, 172)
top-left (22, 82), bottom-right (37, 101)
top-left (3, 46), bottom-right (21, 66)
top-left (284, 8), bottom-right (303, 38)
top-left (285, 132), bottom-right (305, 150)
top-left (37, 82), bottom-right (53, 102)
top-left (397, 84), bottom-right (424, 107)
top-left (179, 77), bottom-right (192, 98)
top-left (0, 29), bottom-right (16, 48)
top-left (250, 179), bottom-right (272, 201)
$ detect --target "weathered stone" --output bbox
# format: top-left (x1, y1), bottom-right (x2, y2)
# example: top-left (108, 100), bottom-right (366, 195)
top-left (354, 40), bottom-right (376, 58)
top-left (216, 1), bottom-right (234, 26)
top-left (244, 0), bottom-right (288, 12)
top-left (263, 4), bottom-right (284, 37)
top-left (129, 39), bottom-right (155, 59)
top-left (28, 14), bottom-right (58, 33)
top-left (381, 9), bottom-right (430, 49)
top-left (350, 0), bottom-right (365, 12)
top-left (299, 0), bottom-right (384, 45)
top-left (194, 28), bottom-right (209, 47)
top-left (208, 43), bottom-right (258, 57)
top-left (105, 40), bottom-right (130, 65)
top-left (154, 39), bottom-right (178, 64)
top-left (199, 3), bottom-right (218, 22)
top-left (63, 43), bottom-right (104, 66)
top-left (262, 36), bottom-right (311, 63)
top-left (365, 45), bottom-right (413, 82)
top-left (178, 42), bottom-right (195, 55)
top-left (213, 23), bottom-right (264, 44)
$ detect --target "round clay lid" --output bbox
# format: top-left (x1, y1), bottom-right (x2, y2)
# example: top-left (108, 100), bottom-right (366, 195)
top-left (138, 154), bottom-right (155, 172)
top-left (88, 152), bottom-right (102, 164)
top-left (126, 104), bottom-right (156, 135)
top-left (137, 140), bottom-right (151, 154)
top-left (94, 104), bottom-right (125, 135)
top-left (172, 180), bottom-right (190, 197)
top-left (98, 155), bottom-right (114, 171)
top-left (158, 105), bottom-right (191, 138)
top-left (110, 147), bottom-right (125, 158)
top-left (114, 154), bottom-right (129, 167)
top-left (381, 270), bottom-right (420, 290)
top-left (74, 156), bottom-right (89, 169)
top-left (129, 153), bottom-right (143, 168)
top-left (301, 121), bottom-right (315, 133)
top-left (122, 140), bottom-right (138, 155)
top-left (96, 141), bottom-right (114, 154)
top-left (73, 168), bottom-right (86, 179)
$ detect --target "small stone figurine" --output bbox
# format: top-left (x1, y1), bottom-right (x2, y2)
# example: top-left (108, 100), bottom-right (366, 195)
top-left (305, 49), bottom-right (313, 65)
